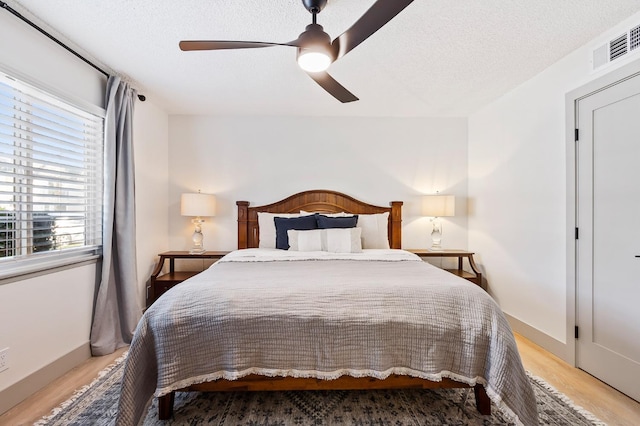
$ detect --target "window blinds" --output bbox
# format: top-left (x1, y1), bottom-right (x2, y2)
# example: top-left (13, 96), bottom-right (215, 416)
top-left (0, 72), bottom-right (103, 265)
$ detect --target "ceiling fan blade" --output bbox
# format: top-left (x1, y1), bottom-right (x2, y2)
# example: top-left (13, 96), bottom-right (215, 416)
top-left (179, 40), bottom-right (300, 51)
top-left (331, 0), bottom-right (414, 60)
top-left (306, 71), bottom-right (358, 103)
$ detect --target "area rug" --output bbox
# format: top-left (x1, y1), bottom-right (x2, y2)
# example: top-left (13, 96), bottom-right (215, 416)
top-left (35, 354), bottom-right (605, 426)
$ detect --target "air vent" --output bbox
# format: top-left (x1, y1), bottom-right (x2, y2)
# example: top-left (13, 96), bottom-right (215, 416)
top-left (631, 24), bottom-right (640, 51)
top-left (592, 21), bottom-right (640, 71)
top-left (610, 33), bottom-right (628, 61)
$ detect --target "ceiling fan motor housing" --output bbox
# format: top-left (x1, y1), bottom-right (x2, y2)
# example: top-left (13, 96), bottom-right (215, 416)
top-left (296, 23), bottom-right (335, 71)
top-left (297, 24), bottom-right (332, 52)
top-left (302, 0), bottom-right (328, 14)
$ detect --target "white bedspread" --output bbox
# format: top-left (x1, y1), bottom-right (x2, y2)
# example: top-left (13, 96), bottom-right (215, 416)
top-left (116, 249), bottom-right (537, 425)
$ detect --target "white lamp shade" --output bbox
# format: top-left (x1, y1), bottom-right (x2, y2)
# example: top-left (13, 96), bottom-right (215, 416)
top-left (423, 195), bottom-right (455, 217)
top-left (181, 193), bottom-right (216, 217)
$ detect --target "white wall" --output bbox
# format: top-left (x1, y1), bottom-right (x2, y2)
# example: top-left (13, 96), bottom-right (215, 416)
top-left (133, 100), bottom-right (170, 302)
top-left (0, 7), bottom-right (104, 109)
top-left (468, 12), bottom-right (640, 359)
top-left (0, 265), bottom-right (95, 389)
top-left (168, 116), bottom-right (468, 254)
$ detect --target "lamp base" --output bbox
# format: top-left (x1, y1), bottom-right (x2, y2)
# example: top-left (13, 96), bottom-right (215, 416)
top-left (189, 218), bottom-right (206, 254)
top-left (430, 218), bottom-right (443, 251)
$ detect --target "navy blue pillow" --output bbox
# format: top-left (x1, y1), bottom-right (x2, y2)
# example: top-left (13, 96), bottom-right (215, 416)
top-left (274, 214), bottom-right (318, 250)
top-left (316, 214), bottom-right (358, 229)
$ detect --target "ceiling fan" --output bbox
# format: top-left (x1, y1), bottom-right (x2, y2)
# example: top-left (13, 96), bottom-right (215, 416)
top-left (179, 0), bottom-right (414, 103)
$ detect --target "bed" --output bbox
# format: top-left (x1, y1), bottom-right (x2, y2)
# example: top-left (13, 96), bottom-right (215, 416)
top-left (116, 190), bottom-right (537, 425)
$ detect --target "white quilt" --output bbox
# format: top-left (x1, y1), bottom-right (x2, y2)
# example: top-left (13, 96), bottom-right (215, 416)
top-left (116, 249), bottom-right (537, 425)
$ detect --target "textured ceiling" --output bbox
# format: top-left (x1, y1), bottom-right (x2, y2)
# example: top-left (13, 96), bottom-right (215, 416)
top-left (8, 0), bottom-right (640, 116)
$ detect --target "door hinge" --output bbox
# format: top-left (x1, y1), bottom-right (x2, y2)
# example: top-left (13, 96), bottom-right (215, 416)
top-left (575, 326), bottom-right (579, 339)
top-left (575, 128), bottom-right (579, 141)
top-left (575, 227), bottom-right (579, 239)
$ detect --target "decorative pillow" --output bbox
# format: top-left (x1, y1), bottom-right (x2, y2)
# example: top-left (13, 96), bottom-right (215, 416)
top-left (357, 212), bottom-right (390, 249)
top-left (287, 229), bottom-right (323, 251)
top-left (316, 214), bottom-right (358, 229)
top-left (274, 214), bottom-right (318, 250)
top-left (258, 212), bottom-right (303, 249)
top-left (324, 228), bottom-right (363, 253)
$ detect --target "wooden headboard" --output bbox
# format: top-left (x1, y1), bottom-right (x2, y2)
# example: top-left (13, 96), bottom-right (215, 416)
top-left (237, 190), bottom-right (402, 249)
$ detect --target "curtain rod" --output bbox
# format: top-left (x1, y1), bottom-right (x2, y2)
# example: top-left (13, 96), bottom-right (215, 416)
top-left (0, 1), bottom-right (146, 101)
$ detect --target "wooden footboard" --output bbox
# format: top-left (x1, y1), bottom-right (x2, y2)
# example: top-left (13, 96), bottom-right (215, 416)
top-left (158, 375), bottom-right (491, 420)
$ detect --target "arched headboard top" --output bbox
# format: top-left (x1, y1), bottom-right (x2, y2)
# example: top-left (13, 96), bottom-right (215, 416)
top-left (237, 190), bottom-right (402, 249)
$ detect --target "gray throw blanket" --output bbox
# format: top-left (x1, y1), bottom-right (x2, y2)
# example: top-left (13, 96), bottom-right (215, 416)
top-left (116, 249), bottom-right (537, 425)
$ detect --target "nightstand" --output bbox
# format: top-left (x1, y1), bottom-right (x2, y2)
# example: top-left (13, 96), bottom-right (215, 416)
top-left (407, 249), bottom-right (482, 287)
top-left (147, 251), bottom-right (230, 307)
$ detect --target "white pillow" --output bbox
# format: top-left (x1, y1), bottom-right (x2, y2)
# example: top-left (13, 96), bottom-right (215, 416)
top-left (357, 212), bottom-right (390, 249)
top-left (287, 228), bottom-right (362, 253)
top-left (324, 228), bottom-right (362, 253)
top-left (287, 229), bottom-right (323, 251)
top-left (257, 212), bottom-right (304, 249)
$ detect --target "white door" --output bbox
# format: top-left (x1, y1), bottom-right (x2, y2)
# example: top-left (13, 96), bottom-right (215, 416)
top-left (576, 72), bottom-right (640, 402)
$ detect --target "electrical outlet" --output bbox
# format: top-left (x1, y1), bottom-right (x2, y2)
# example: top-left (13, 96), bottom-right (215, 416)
top-left (0, 347), bottom-right (9, 372)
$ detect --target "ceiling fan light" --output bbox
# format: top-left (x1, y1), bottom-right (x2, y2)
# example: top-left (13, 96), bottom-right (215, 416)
top-left (297, 50), bottom-right (332, 72)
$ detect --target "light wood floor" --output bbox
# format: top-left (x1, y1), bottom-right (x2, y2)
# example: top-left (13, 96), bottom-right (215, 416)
top-left (0, 347), bottom-right (127, 426)
top-left (1, 334), bottom-right (639, 425)
top-left (516, 335), bottom-right (640, 426)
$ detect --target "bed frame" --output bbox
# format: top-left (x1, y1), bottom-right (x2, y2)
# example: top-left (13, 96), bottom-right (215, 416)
top-left (237, 189), bottom-right (403, 249)
top-left (158, 190), bottom-right (491, 419)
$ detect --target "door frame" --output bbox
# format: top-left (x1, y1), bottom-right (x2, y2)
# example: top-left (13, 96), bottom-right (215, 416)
top-left (565, 58), bottom-right (640, 366)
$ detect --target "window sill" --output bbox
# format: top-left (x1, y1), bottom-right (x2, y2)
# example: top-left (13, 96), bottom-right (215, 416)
top-left (0, 249), bottom-right (101, 284)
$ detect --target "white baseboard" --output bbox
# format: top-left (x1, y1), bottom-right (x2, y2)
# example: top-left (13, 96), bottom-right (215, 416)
top-left (0, 342), bottom-right (91, 415)
top-left (504, 313), bottom-right (572, 364)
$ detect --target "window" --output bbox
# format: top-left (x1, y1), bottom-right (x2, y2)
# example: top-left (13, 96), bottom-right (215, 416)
top-left (0, 72), bottom-right (104, 278)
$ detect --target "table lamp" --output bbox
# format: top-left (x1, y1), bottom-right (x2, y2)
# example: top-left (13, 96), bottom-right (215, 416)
top-left (181, 191), bottom-right (216, 254)
top-left (422, 194), bottom-right (455, 251)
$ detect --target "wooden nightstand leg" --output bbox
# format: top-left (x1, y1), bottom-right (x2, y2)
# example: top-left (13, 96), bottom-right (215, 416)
top-left (467, 255), bottom-right (481, 277)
